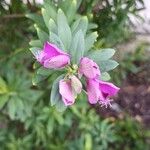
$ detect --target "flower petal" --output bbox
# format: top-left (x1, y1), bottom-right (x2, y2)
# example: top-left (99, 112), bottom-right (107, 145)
top-left (79, 57), bottom-right (100, 79)
top-left (99, 80), bottom-right (120, 97)
top-left (59, 79), bottom-right (75, 106)
top-left (70, 75), bottom-right (82, 94)
top-left (43, 42), bottom-right (68, 58)
top-left (86, 79), bottom-right (100, 104)
top-left (35, 50), bottom-right (47, 65)
top-left (44, 55), bottom-right (70, 69)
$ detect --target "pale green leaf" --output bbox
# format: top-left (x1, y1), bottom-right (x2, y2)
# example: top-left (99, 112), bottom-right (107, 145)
top-left (49, 32), bottom-right (65, 51)
top-left (32, 74), bottom-right (47, 86)
top-left (34, 25), bottom-right (49, 44)
top-left (29, 47), bottom-right (41, 58)
top-left (70, 30), bottom-right (85, 64)
top-left (98, 60), bottom-right (119, 72)
top-left (101, 72), bottom-right (111, 81)
top-left (66, 0), bottom-right (77, 23)
top-left (87, 48), bottom-right (115, 61)
top-left (29, 40), bottom-right (42, 48)
top-left (37, 67), bottom-right (54, 76)
top-left (71, 16), bottom-right (88, 35)
top-left (85, 32), bottom-right (98, 52)
top-left (55, 100), bottom-right (67, 112)
top-left (43, 0), bottom-right (57, 21)
top-left (48, 19), bottom-right (57, 34)
top-left (57, 9), bottom-right (72, 50)
top-left (50, 74), bottom-right (65, 106)
top-left (26, 13), bottom-right (45, 29)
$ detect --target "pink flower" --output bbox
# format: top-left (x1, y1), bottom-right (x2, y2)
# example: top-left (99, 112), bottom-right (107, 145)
top-left (79, 57), bottom-right (100, 79)
top-left (59, 75), bottom-right (82, 106)
top-left (36, 42), bottom-right (70, 69)
top-left (86, 79), bottom-right (120, 107)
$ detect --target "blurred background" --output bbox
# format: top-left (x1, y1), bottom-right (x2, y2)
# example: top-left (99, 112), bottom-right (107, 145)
top-left (0, 0), bottom-right (150, 149)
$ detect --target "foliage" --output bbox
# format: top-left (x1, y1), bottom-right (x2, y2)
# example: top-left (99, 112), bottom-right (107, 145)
top-left (79, 0), bottom-right (145, 46)
top-left (28, 0), bottom-right (119, 111)
top-left (111, 43), bottom-right (150, 85)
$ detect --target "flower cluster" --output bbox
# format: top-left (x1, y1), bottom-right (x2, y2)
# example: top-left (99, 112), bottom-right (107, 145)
top-left (35, 42), bottom-right (120, 107)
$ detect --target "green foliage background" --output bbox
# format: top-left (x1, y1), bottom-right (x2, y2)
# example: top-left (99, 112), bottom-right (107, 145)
top-left (0, 0), bottom-right (149, 150)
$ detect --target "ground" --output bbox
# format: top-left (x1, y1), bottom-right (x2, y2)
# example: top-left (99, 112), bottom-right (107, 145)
top-left (98, 51), bottom-right (150, 129)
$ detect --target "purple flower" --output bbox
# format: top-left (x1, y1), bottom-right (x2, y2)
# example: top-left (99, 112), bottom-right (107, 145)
top-left (86, 78), bottom-right (120, 107)
top-left (36, 42), bottom-right (70, 69)
top-left (79, 57), bottom-right (100, 79)
top-left (59, 75), bottom-right (82, 106)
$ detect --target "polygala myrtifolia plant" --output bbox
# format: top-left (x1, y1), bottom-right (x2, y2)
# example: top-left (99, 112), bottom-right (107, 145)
top-left (28, 0), bottom-right (120, 112)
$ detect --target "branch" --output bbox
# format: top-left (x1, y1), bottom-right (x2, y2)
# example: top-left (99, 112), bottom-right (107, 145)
top-left (1, 14), bottom-right (25, 19)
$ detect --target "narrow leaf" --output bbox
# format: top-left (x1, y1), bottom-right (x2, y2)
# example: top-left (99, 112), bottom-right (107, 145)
top-left (87, 48), bottom-right (115, 61)
top-left (55, 100), bottom-right (67, 112)
top-left (34, 24), bottom-right (49, 44)
top-left (49, 32), bottom-right (65, 51)
top-left (70, 30), bottom-right (85, 64)
top-left (37, 67), bottom-right (54, 76)
top-left (101, 72), bottom-right (111, 81)
top-left (48, 19), bottom-right (57, 34)
top-left (50, 74), bottom-right (65, 106)
top-left (0, 95), bottom-right (9, 109)
top-left (71, 16), bottom-right (88, 35)
top-left (66, 0), bottom-right (77, 24)
top-left (85, 32), bottom-right (98, 52)
top-left (44, 0), bottom-right (57, 21)
top-left (98, 60), bottom-right (119, 72)
top-left (57, 9), bottom-right (72, 50)
top-left (26, 13), bottom-right (45, 29)
top-left (29, 40), bottom-right (42, 48)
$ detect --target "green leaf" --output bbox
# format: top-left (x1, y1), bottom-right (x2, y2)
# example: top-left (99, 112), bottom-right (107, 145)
top-left (85, 32), bottom-right (98, 52)
top-left (26, 13), bottom-right (45, 29)
top-left (87, 48), bottom-right (115, 61)
top-left (48, 19), bottom-right (57, 34)
top-left (85, 133), bottom-right (92, 150)
top-left (0, 95), bottom-right (9, 109)
top-left (88, 23), bottom-right (98, 30)
top-left (101, 72), bottom-right (111, 81)
top-left (43, 0), bottom-right (57, 21)
top-left (49, 32), bottom-right (65, 51)
top-left (66, 0), bottom-right (77, 24)
top-left (29, 40), bottom-right (42, 48)
top-left (57, 9), bottom-right (72, 50)
top-left (71, 16), bottom-right (88, 35)
top-left (34, 24), bottom-right (49, 44)
top-left (98, 60), bottom-right (119, 72)
top-left (33, 62), bottom-right (41, 69)
top-left (29, 47), bottom-right (41, 58)
top-left (37, 67), bottom-right (54, 76)
top-left (7, 97), bottom-right (16, 120)
top-left (0, 77), bottom-right (7, 94)
top-left (32, 74), bottom-right (47, 86)
top-left (70, 30), bottom-right (85, 64)
top-left (50, 74), bottom-right (65, 106)
top-left (47, 118), bottom-right (54, 134)
top-left (55, 100), bottom-right (67, 112)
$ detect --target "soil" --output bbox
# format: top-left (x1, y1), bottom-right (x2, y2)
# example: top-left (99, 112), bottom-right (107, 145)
top-left (97, 60), bottom-right (150, 128)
